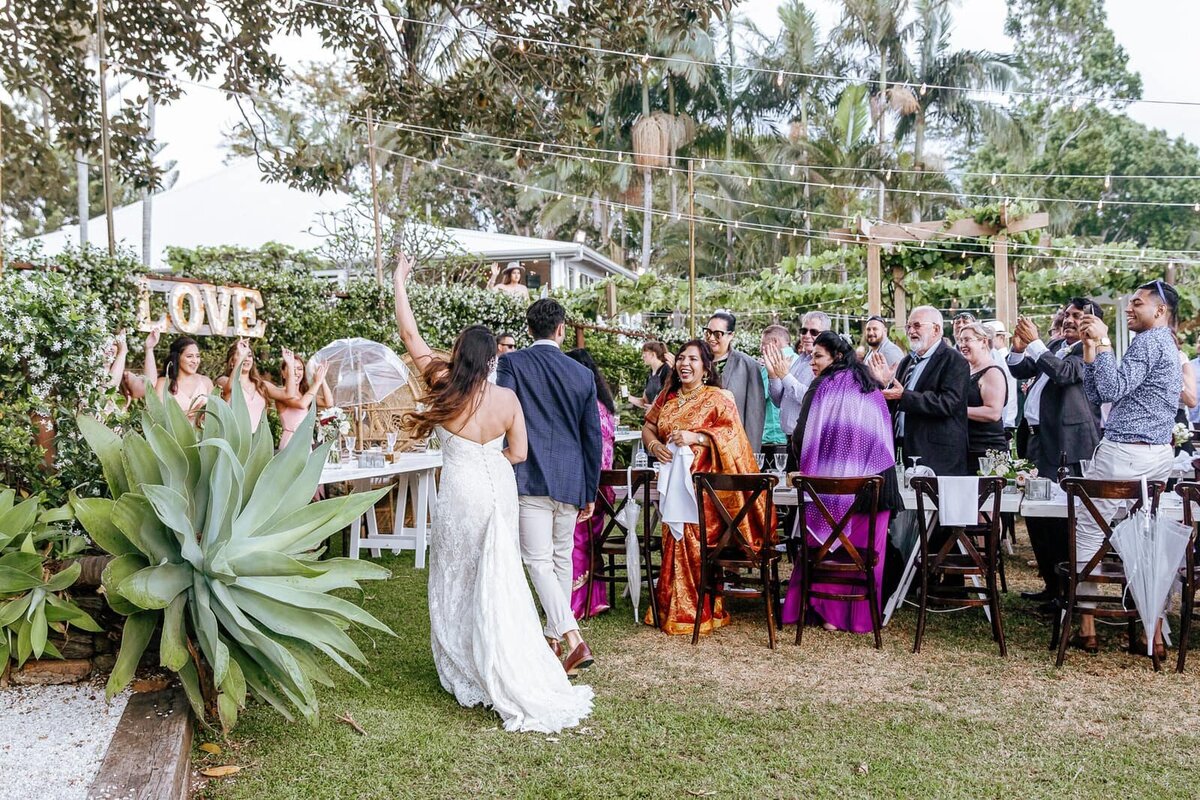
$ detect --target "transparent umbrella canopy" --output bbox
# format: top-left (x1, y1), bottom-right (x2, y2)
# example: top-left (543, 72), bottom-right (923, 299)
top-left (312, 338), bottom-right (410, 409)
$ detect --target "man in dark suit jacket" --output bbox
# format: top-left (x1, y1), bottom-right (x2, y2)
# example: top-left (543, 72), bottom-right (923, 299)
top-left (874, 306), bottom-right (970, 476)
top-left (1007, 297), bottom-right (1103, 602)
top-left (496, 298), bottom-right (601, 673)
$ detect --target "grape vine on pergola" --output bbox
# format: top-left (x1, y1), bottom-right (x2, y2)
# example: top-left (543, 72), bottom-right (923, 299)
top-left (830, 209), bottom-right (1051, 330)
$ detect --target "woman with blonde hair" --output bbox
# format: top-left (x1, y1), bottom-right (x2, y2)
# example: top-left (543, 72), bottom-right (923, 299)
top-left (215, 339), bottom-right (301, 434)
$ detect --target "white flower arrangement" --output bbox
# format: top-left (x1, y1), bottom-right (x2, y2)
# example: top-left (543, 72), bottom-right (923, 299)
top-left (1174, 422), bottom-right (1192, 448)
top-left (981, 448), bottom-right (1038, 486)
top-left (316, 406), bottom-right (351, 444)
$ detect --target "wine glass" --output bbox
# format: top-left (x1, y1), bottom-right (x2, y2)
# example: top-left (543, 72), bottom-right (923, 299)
top-left (386, 431), bottom-right (399, 454)
top-left (754, 453), bottom-right (766, 471)
top-left (773, 452), bottom-right (788, 475)
top-left (345, 435), bottom-right (357, 462)
top-left (978, 456), bottom-right (994, 476)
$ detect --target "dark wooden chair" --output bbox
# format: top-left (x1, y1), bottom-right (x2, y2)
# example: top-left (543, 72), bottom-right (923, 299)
top-left (585, 468), bottom-right (659, 626)
top-left (1053, 478), bottom-right (1166, 669)
top-left (1173, 481), bottom-right (1200, 673)
top-left (791, 474), bottom-right (884, 648)
top-left (910, 476), bottom-right (1007, 656)
top-left (692, 472), bottom-right (781, 649)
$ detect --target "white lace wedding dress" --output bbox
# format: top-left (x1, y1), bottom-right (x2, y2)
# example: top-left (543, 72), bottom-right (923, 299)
top-left (427, 427), bottom-right (594, 733)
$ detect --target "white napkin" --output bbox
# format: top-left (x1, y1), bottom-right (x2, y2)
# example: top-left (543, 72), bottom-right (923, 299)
top-left (937, 476), bottom-right (979, 526)
top-left (658, 442), bottom-right (698, 541)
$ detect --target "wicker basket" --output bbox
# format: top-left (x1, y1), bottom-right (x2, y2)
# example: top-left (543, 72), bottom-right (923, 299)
top-left (356, 349), bottom-right (449, 453)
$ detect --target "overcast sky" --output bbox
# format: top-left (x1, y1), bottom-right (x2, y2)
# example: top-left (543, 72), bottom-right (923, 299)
top-left (149, 0), bottom-right (1200, 187)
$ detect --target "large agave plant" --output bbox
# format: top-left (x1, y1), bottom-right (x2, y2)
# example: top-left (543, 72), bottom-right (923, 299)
top-left (72, 378), bottom-right (392, 731)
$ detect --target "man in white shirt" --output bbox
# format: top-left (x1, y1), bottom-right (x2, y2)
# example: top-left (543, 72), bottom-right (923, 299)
top-left (985, 321), bottom-right (1019, 436)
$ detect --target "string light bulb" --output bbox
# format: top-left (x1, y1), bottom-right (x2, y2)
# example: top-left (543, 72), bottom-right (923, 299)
top-left (919, 83), bottom-right (928, 96)
top-left (991, 173), bottom-right (998, 186)
top-left (538, 142), bottom-right (545, 153)
top-left (776, 70), bottom-right (784, 87)
top-left (641, 53), bottom-right (650, 66)
top-left (789, 164), bottom-right (796, 176)
top-left (885, 169), bottom-right (892, 181)
top-left (700, 158), bottom-right (706, 169)
top-left (1104, 174), bottom-right (1112, 190)
top-left (747, 176), bottom-right (754, 186)
top-left (517, 37), bottom-right (525, 52)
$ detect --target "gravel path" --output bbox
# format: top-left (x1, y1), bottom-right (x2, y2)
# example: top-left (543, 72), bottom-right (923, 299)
top-left (0, 683), bottom-right (129, 800)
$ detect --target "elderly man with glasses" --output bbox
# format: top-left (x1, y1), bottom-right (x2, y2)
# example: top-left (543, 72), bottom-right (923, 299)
top-left (869, 306), bottom-right (971, 476)
top-left (702, 310), bottom-right (766, 447)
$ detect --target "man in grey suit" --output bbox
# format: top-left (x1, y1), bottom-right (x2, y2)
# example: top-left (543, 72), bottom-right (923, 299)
top-left (1007, 297), bottom-right (1102, 603)
top-left (702, 310), bottom-right (765, 445)
top-left (496, 298), bottom-right (601, 673)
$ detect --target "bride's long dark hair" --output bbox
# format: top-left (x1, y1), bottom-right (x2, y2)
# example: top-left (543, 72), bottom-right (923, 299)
top-left (404, 325), bottom-right (496, 439)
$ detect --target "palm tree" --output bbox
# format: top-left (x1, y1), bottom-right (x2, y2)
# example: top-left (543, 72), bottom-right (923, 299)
top-left (894, 0), bottom-right (1017, 220)
top-left (834, 0), bottom-right (914, 217)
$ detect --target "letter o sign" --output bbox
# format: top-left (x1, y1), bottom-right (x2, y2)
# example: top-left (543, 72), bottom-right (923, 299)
top-left (168, 283), bottom-right (205, 335)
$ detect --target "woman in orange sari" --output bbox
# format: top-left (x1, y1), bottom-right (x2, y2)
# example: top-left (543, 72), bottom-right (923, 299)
top-left (641, 340), bottom-right (771, 635)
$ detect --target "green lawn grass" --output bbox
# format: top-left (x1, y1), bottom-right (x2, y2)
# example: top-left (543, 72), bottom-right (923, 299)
top-left (195, 539), bottom-right (1200, 800)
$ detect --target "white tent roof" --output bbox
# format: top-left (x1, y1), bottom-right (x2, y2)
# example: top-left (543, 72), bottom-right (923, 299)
top-left (23, 160), bottom-right (632, 278)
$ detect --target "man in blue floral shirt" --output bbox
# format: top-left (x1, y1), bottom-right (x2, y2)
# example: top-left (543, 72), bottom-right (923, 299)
top-left (1070, 280), bottom-right (1182, 652)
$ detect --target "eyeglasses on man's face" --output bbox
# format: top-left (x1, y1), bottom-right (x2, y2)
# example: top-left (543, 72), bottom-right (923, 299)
top-left (702, 328), bottom-right (730, 339)
top-left (798, 327), bottom-right (822, 336)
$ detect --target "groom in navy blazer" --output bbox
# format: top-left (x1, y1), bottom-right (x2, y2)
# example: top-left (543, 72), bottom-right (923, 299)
top-left (496, 298), bottom-right (601, 673)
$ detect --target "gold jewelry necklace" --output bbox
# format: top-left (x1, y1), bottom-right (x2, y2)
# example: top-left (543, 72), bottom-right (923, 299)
top-left (677, 382), bottom-right (703, 407)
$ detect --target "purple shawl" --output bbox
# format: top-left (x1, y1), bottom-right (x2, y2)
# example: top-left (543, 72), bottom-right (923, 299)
top-left (796, 368), bottom-right (896, 541)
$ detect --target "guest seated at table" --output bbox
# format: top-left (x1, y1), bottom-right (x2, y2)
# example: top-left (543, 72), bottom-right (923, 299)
top-left (640, 340), bottom-right (770, 635)
top-left (276, 354), bottom-right (332, 449)
top-left (565, 348), bottom-right (617, 618)
top-left (147, 329), bottom-right (214, 423)
top-left (215, 339), bottom-right (301, 434)
top-left (781, 332), bottom-right (898, 633)
top-left (957, 322), bottom-right (1009, 466)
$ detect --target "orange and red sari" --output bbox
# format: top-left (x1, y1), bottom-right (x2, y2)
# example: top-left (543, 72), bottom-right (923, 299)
top-left (645, 386), bottom-right (773, 635)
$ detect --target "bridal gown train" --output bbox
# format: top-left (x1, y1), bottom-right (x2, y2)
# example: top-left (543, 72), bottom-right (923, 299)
top-left (427, 427), bottom-right (594, 733)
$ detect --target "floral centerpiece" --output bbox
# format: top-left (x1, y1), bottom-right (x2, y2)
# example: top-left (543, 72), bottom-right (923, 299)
top-left (316, 406), bottom-right (350, 444)
top-left (1174, 422), bottom-right (1191, 448)
top-left (980, 448), bottom-right (1038, 488)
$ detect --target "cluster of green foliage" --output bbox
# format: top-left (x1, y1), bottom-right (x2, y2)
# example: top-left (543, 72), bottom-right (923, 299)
top-left (0, 487), bottom-right (99, 671)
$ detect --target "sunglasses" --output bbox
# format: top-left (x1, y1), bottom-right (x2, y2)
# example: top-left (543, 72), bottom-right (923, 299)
top-left (798, 327), bottom-right (821, 336)
top-left (702, 328), bottom-right (730, 339)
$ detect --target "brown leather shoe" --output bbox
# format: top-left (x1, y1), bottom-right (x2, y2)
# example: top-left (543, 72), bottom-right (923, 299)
top-left (1070, 634), bottom-right (1099, 654)
top-left (546, 637), bottom-right (562, 659)
top-left (562, 641), bottom-right (594, 676)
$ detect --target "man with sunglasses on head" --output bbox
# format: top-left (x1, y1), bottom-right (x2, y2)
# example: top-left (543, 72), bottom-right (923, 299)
top-left (702, 310), bottom-right (765, 447)
top-left (1070, 280), bottom-right (1182, 654)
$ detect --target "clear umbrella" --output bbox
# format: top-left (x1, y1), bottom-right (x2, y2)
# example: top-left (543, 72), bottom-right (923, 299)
top-left (1109, 483), bottom-right (1192, 656)
top-left (311, 338), bottom-right (410, 409)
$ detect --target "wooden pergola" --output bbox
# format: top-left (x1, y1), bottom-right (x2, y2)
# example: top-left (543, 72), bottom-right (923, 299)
top-left (831, 209), bottom-right (1050, 331)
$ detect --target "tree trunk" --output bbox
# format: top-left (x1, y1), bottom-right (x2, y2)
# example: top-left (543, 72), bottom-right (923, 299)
top-left (141, 100), bottom-right (155, 267)
top-left (912, 107), bottom-right (925, 223)
top-left (640, 78), bottom-right (652, 274)
top-left (76, 149), bottom-right (89, 246)
top-left (668, 81), bottom-right (678, 216)
top-left (877, 48), bottom-right (887, 219)
top-left (724, 9), bottom-right (735, 273)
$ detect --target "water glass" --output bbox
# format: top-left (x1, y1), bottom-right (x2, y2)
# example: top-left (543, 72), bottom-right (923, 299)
top-left (344, 435), bottom-right (357, 462)
top-left (773, 453), bottom-right (788, 474)
top-left (754, 453), bottom-right (766, 471)
top-left (386, 431), bottom-right (398, 454)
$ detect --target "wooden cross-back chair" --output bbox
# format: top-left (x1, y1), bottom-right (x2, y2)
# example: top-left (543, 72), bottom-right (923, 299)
top-left (910, 476), bottom-right (1007, 657)
top-left (692, 473), bottom-right (781, 649)
top-left (584, 468), bottom-right (659, 626)
top-left (1053, 478), bottom-right (1166, 669)
top-left (1172, 481), bottom-right (1200, 673)
top-left (791, 475), bottom-right (884, 649)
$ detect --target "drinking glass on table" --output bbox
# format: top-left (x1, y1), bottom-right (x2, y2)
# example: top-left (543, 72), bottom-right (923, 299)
top-left (772, 452), bottom-right (787, 476)
top-left (386, 431), bottom-right (398, 454)
top-left (344, 435), bottom-right (357, 462)
top-left (754, 453), bottom-right (766, 471)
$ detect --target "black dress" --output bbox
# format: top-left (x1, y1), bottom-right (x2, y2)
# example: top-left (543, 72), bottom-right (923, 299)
top-left (967, 364), bottom-right (1008, 463)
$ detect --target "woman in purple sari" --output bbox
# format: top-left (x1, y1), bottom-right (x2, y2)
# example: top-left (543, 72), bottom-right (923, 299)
top-left (565, 349), bottom-right (617, 618)
top-left (781, 331), bottom-right (899, 633)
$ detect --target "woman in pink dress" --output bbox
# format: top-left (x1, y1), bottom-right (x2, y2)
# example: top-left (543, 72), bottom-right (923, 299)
top-left (277, 356), bottom-right (332, 450)
top-left (214, 339), bottom-right (302, 435)
top-left (565, 349), bottom-right (616, 618)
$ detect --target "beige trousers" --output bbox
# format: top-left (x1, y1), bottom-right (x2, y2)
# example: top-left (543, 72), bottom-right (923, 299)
top-left (518, 496), bottom-right (580, 640)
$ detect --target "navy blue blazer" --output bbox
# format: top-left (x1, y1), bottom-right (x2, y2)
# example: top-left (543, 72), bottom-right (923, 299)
top-left (496, 343), bottom-right (602, 508)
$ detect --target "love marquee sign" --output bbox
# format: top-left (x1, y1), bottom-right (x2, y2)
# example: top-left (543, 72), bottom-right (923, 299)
top-left (136, 277), bottom-right (267, 338)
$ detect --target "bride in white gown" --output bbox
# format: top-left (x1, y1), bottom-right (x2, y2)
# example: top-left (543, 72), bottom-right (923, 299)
top-left (393, 255), bottom-right (593, 733)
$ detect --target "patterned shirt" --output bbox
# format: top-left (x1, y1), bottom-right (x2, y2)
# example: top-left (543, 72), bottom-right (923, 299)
top-left (1084, 325), bottom-right (1181, 445)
